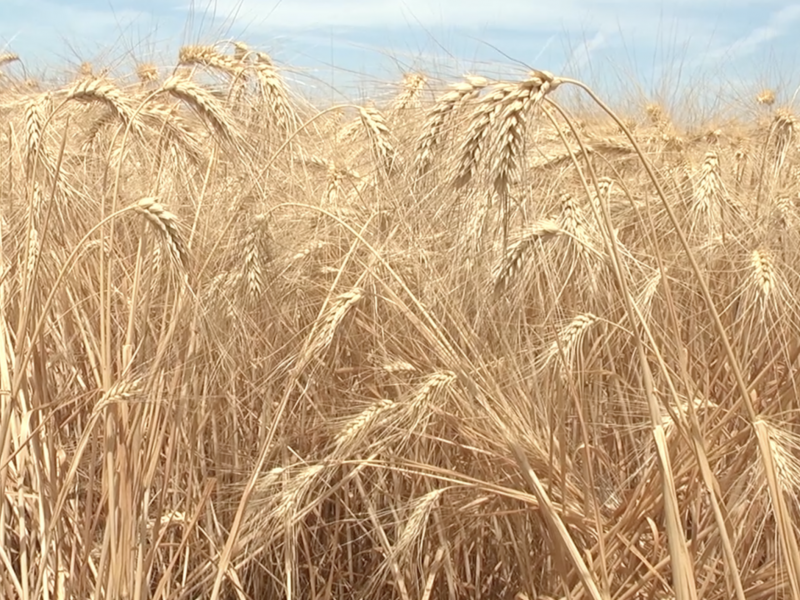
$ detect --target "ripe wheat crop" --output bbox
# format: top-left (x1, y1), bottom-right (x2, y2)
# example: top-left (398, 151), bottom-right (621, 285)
top-left (1, 42), bottom-right (799, 600)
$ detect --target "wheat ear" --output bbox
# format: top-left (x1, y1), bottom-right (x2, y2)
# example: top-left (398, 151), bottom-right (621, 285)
top-left (66, 77), bottom-right (140, 134)
top-left (0, 53), bottom-right (19, 69)
top-left (493, 220), bottom-right (562, 293)
top-left (415, 75), bottom-right (488, 173)
top-left (393, 73), bottom-right (427, 111)
top-left (254, 53), bottom-right (297, 130)
top-left (159, 74), bottom-right (236, 141)
top-left (135, 197), bottom-right (189, 272)
top-left (359, 104), bottom-right (396, 171)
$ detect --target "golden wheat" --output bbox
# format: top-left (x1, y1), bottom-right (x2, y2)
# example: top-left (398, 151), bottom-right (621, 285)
top-left (359, 103), bottom-right (396, 171)
top-left (0, 53), bottom-right (19, 69)
top-left (159, 74), bottom-right (237, 141)
top-left (6, 43), bottom-right (800, 600)
top-left (415, 75), bottom-right (488, 173)
top-left (66, 77), bottom-right (141, 134)
top-left (393, 73), bottom-right (427, 111)
top-left (134, 197), bottom-right (189, 271)
top-left (492, 220), bottom-right (562, 293)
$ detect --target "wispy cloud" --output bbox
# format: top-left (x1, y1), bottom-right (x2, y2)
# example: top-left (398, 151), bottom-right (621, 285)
top-left (701, 3), bottom-right (800, 61)
top-left (565, 31), bottom-right (608, 73)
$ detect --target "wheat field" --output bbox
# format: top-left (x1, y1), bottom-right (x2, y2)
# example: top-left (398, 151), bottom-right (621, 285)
top-left (0, 43), bottom-right (799, 600)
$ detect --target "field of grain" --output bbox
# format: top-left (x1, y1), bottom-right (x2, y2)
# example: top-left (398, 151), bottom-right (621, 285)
top-left (0, 44), bottom-right (799, 600)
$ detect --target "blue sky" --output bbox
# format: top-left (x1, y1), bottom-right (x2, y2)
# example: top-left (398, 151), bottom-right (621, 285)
top-left (1, 0), bottom-right (799, 109)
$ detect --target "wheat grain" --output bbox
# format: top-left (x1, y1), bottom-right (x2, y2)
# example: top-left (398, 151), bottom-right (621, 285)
top-left (456, 71), bottom-right (559, 190)
top-left (767, 109), bottom-right (795, 180)
top-left (489, 73), bottom-right (557, 197)
top-left (382, 360), bottom-right (416, 373)
top-left (239, 214), bottom-right (272, 303)
top-left (391, 489), bottom-right (444, 563)
top-left (558, 192), bottom-right (593, 260)
top-left (453, 83), bottom-right (516, 189)
top-left (634, 269), bottom-right (662, 321)
top-left (179, 45), bottom-right (245, 80)
top-left (645, 103), bottom-right (670, 133)
top-left (232, 42), bottom-right (250, 61)
top-left (774, 196), bottom-right (794, 228)
top-left (92, 378), bottom-right (143, 415)
top-left (24, 93), bottom-right (51, 175)
top-left (691, 151), bottom-right (725, 239)
top-left (733, 147), bottom-right (748, 184)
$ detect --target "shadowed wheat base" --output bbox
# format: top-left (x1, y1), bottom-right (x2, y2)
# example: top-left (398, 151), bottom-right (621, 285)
top-left (1, 43), bottom-right (800, 600)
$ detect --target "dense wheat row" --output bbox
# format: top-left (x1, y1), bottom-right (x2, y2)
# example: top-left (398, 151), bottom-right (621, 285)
top-left (0, 43), bottom-right (799, 600)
